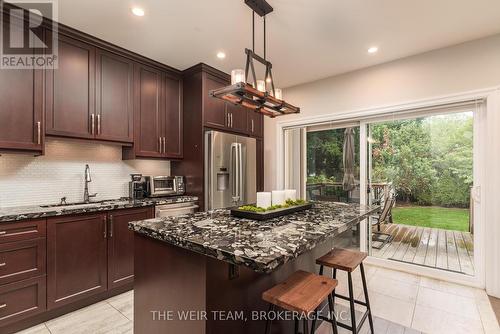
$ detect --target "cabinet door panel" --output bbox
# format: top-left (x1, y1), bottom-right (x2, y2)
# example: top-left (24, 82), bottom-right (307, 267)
top-left (0, 16), bottom-right (43, 152)
top-left (226, 103), bottom-right (248, 134)
top-left (46, 34), bottom-right (95, 139)
top-left (164, 74), bottom-right (183, 158)
top-left (0, 238), bottom-right (46, 285)
top-left (47, 214), bottom-right (107, 309)
top-left (247, 110), bottom-right (263, 138)
top-left (0, 276), bottom-right (46, 327)
top-left (134, 64), bottom-right (163, 157)
top-left (108, 207), bottom-right (153, 289)
top-left (96, 50), bottom-right (134, 142)
top-left (203, 74), bottom-right (227, 129)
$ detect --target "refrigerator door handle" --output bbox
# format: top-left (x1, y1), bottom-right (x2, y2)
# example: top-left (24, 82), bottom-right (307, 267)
top-left (238, 143), bottom-right (243, 203)
top-left (230, 143), bottom-right (239, 203)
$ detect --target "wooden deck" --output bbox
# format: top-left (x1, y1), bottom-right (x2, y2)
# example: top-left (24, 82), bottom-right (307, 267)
top-left (372, 224), bottom-right (475, 276)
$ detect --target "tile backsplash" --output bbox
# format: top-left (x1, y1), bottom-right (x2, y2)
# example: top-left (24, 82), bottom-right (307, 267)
top-left (0, 138), bottom-right (171, 208)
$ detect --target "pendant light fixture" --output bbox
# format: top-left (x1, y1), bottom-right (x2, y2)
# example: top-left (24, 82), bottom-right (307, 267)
top-left (210, 0), bottom-right (300, 118)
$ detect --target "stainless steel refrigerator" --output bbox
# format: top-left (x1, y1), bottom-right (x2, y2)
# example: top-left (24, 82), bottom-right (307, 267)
top-left (205, 130), bottom-right (257, 210)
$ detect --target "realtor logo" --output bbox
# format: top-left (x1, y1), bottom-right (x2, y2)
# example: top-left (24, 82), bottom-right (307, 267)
top-left (0, 0), bottom-right (58, 69)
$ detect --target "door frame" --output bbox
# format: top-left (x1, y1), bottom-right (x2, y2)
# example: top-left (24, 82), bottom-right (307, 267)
top-left (276, 86), bottom-right (500, 289)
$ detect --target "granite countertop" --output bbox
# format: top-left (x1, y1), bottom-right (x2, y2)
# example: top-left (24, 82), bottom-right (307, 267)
top-left (0, 196), bottom-right (199, 223)
top-left (129, 201), bottom-right (378, 273)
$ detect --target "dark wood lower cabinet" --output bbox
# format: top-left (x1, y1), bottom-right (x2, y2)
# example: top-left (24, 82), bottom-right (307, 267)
top-left (0, 239), bottom-right (46, 286)
top-left (0, 276), bottom-right (46, 326)
top-left (47, 214), bottom-right (107, 309)
top-left (107, 207), bottom-right (153, 289)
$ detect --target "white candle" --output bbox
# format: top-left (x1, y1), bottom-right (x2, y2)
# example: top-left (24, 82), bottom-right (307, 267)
top-left (256, 80), bottom-right (266, 93)
top-left (284, 189), bottom-right (297, 201)
top-left (271, 190), bottom-right (286, 206)
top-left (274, 88), bottom-right (283, 100)
top-left (231, 69), bottom-right (245, 85)
top-left (256, 192), bottom-right (272, 208)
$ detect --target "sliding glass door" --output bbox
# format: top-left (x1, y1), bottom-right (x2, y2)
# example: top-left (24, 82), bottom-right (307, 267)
top-left (282, 100), bottom-right (483, 282)
top-left (362, 106), bottom-right (480, 277)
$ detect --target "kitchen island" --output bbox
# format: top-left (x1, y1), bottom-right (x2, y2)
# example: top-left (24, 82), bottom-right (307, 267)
top-left (129, 201), bottom-right (378, 334)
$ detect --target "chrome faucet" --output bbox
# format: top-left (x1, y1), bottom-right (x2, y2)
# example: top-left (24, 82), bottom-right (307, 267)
top-left (84, 164), bottom-right (98, 203)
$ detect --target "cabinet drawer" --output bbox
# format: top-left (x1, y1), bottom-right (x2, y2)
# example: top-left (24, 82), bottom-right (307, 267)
top-left (0, 276), bottom-right (46, 326)
top-left (0, 239), bottom-right (46, 285)
top-left (0, 219), bottom-right (46, 244)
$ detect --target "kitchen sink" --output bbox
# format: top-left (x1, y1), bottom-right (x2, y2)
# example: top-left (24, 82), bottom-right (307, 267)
top-left (39, 200), bottom-right (112, 208)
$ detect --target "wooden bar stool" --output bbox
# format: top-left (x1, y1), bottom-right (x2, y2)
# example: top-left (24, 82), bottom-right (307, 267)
top-left (315, 248), bottom-right (374, 334)
top-left (262, 270), bottom-right (339, 334)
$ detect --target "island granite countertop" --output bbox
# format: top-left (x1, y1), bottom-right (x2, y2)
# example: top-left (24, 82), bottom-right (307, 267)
top-left (0, 196), bottom-right (198, 223)
top-left (129, 201), bottom-right (378, 273)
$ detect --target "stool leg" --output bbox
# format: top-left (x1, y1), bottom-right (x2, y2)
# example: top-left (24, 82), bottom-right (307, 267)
top-left (265, 304), bottom-right (275, 334)
top-left (310, 305), bottom-right (319, 334)
top-left (360, 263), bottom-right (374, 334)
top-left (348, 272), bottom-right (357, 334)
top-left (328, 294), bottom-right (339, 334)
top-left (303, 318), bottom-right (309, 334)
top-left (311, 265), bottom-right (324, 333)
top-left (331, 268), bottom-right (337, 307)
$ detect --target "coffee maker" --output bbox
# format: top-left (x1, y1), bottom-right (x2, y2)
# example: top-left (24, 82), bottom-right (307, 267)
top-left (129, 174), bottom-right (147, 200)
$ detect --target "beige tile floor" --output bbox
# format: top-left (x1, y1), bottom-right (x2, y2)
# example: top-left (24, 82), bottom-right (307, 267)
top-left (16, 266), bottom-right (500, 334)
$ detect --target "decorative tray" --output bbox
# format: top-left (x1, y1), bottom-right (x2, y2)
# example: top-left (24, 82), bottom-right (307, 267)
top-left (230, 202), bottom-right (313, 221)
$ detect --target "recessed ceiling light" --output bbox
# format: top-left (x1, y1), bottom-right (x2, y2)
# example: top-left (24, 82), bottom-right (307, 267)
top-left (368, 46), bottom-right (379, 54)
top-left (131, 7), bottom-right (145, 16)
top-left (216, 51), bottom-right (226, 59)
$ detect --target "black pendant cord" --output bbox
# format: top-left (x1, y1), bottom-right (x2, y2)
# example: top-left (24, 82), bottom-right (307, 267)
top-left (264, 15), bottom-right (266, 61)
top-left (252, 11), bottom-right (255, 52)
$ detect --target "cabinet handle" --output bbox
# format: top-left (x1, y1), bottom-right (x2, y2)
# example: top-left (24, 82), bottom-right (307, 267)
top-left (97, 115), bottom-right (101, 135)
top-left (227, 113), bottom-right (230, 127)
top-left (0, 231), bottom-right (6, 235)
top-left (0, 262), bottom-right (6, 267)
top-left (91, 114), bottom-right (95, 135)
top-left (37, 121), bottom-right (41, 144)
top-left (230, 113), bottom-right (233, 128)
top-left (0, 303), bottom-right (6, 309)
top-left (109, 215), bottom-right (113, 238)
top-left (103, 216), bottom-right (107, 239)
top-left (251, 119), bottom-right (254, 133)
top-left (163, 137), bottom-right (166, 154)
top-left (159, 137), bottom-right (162, 153)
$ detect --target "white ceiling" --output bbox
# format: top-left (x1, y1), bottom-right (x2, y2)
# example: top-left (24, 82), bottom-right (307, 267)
top-left (56, 0), bottom-right (500, 88)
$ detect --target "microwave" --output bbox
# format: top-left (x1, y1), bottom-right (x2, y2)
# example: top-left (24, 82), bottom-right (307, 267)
top-left (144, 176), bottom-right (185, 197)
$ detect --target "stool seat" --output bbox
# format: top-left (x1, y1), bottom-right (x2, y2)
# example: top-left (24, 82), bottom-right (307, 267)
top-left (262, 270), bottom-right (338, 313)
top-left (316, 248), bottom-right (367, 272)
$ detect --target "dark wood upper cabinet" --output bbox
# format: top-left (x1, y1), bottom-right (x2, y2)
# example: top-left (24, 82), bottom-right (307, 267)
top-left (0, 15), bottom-right (43, 153)
top-left (226, 103), bottom-right (249, 134)
top-left (95, 49), bottom-right (134, 143)
top-left (203, 73), bottom-right (228, 129)
top-left (47, 214), bottom-right (107, 309)
top-left (247, 110), bottom-right (264, 138)
top-left (163, 74), bottom-right (183, 158)
top-left (132, 63), bottom-right (164, 158)
top-left (45, 34), bottom-right (96, 139)
top-left (107, 207), bottom-right (153, 290)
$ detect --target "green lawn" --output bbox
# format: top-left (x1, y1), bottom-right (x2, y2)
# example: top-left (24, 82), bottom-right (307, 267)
top-left (392, 206), bottom-right (470, 232)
